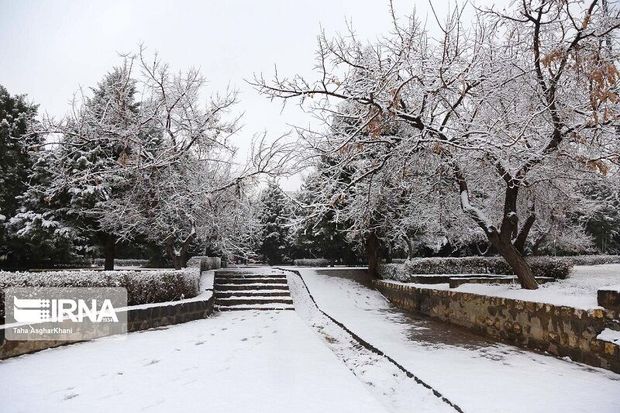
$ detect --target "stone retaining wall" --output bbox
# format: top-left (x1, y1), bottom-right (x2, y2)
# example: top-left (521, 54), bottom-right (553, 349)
top-left (0, 295), bottom-right (214, 360)
top-left (375, 280), bottom-right (620, 373)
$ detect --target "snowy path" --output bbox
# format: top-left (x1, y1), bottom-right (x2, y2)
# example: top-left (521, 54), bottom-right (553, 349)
top-left (286, 270), bottom-right (457, 413)
top-left (0, 311), bottom-right (390, 413)
top-left (288, 268), bottom-right (620, 413)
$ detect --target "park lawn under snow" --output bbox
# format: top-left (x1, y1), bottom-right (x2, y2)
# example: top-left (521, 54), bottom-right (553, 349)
top-left (398, 264), bottom-right (620, 309)
top-left (0, 311), bottom-right (390, 413)
top-left (290, 268), bottom-right (620, 413)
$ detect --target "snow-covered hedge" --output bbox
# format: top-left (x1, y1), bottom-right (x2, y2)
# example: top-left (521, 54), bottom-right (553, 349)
top-left (563, 255), bottom-right (620, 266)
top-left (92, 258), bottom-right (150, 267)
top-left (186, 256), bottom-right (222, 272)
top-left (379, 256), bottom-right (573, 281)
top-left (0, 268), bottom-right (200, 319)
top-left (293, 258), bottom-right (330, 267)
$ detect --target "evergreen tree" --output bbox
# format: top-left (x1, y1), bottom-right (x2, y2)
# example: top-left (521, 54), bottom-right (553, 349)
top-left (36, 65), bottom-right (142, 269)
top-left (258, 182), bottom-right (293, 265)
top-left (295, 161), bottom-right (360, 265)
top-left (0, 85), bottom-right (45, 267)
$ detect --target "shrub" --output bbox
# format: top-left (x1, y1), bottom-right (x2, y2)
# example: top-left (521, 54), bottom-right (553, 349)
top-left (92, 258), bottom-right (150, 267)
top-left (563, 255), bottom-right (620, 266)
top-left (293, 258), bottom-right (330, 267)
top-left (380, 256), bottom-right (573, 281)
top-left (494, 257), bottom-right (573, 280)
top-left (187, 256), bottom-right (222, 272)
top-left (0, 268), bottom-right (200, 319)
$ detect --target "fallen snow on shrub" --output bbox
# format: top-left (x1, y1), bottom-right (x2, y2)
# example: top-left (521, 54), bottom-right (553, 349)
top-left (294, 258), bottom-right (330, 267)
top-left (0, 268), bottom-right (200, 318)
top-left (92, 258), bottom-right (150, 267)
top-left (186, 256), bottom-right (221, 271)
top-left (380, 256), bottom-right (573, 280)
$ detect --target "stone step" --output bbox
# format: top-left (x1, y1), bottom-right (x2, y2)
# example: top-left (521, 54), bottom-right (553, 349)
top-left (214, 277), bottom-right (287, 283)
top-left (213, 277), bottom-right (287, 285)
top-left (215, 274), bottom-right (286, 280)
top-left (214, 270), bottom-right (255, 275)
top-left (214, 283), bottom-right (290, 291)
top-left (215, 305), bottom-right (295, 311)
top-left (215, 290), bottom-right (291, 298)
top-left (215, 297), bottom-right (294, 306)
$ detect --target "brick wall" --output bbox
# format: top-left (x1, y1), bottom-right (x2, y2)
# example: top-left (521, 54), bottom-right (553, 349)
top-left (375, 280), bottom-right (620, 373)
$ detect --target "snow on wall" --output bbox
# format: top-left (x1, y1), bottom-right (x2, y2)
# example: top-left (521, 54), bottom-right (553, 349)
top-left (0, 268), bottom-right (201, 318)
top-left (0, 291), bottom-right (215, 360)
top-left (375, 280), bottom-right (620, 373)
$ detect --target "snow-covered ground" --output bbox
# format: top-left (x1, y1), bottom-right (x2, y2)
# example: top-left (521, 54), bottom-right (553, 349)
top-left (289, 267), bottom-right (620, 413)
top-left (286, 270), bottom-right (455, 413)
top-left (1, 266), bottom-right (618, 413)
top-left (0, 311), bottom-right (390, 413)
top-left (390, 264), bottom-right (620, 309)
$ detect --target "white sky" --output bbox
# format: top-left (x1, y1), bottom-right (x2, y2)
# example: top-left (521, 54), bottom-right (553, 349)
top-left (0, 0), bottom-right (507, 190)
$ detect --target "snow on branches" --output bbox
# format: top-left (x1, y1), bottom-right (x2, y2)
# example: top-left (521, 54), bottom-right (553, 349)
top-left (252, 0), bottom-right (620, 288)
top-left (20, 48), bottom-right (291, 268)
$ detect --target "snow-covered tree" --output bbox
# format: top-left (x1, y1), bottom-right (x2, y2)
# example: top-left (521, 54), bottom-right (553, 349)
top-left (253, 0), bottom-right (620, 288)
top-left (0, 85), bottom-right (55, 267)
top-left (20, 63), bottom-right (143, 269)
top-left (257, 181), bottom-right (294, 265)
top-left (26, 48), bottom-right (293, 269)
top-left (294, 160), bottom-right (361, 265)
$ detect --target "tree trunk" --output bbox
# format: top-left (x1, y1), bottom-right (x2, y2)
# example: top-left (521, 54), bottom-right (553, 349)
top-left (456, 162), bottom-right (538, 289)
top-left (164, 240), bottom-right (180, 270)
top-left (172, 255), bottom-right (182, 270)
top-left (366, 232), bottom-right (380, 278)
top-left (166, 236), bottom-right (193, 270)
top-left (491, 235), bottom-right (538, 289)
top-left (405, 236), bottom-right (414, 259)
top-left (103, 233), bottom-right (116, 271)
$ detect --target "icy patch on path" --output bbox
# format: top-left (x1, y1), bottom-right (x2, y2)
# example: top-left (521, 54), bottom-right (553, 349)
top-left (286, 271), bottom-right (456, 413)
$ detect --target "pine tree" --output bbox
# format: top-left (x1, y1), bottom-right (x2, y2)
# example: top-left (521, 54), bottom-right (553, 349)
top-left (44, 66), bottom-right (141, 269)
top-left (0, 85), bottom-right (44, 267)
top-left (258, 182), bottom-right (293, 265)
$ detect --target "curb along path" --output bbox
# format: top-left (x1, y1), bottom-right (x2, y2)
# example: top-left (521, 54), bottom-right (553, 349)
top-left (278, 267), bottom-right (463, 413)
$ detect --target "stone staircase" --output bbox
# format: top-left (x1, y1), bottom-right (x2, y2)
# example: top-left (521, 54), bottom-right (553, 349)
top-left (213, 269), bottom-right (294, 311)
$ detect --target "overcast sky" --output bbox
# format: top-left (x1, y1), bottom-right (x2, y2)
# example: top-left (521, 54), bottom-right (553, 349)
top-left (0, 0), bottom-right (507, 190)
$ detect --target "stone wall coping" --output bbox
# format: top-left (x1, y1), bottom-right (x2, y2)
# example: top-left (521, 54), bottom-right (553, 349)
top-left (0, 291), bottom-right (214, 333)
top-left (375, 280), bottom-right (615, 317)
top-left (598, 284), bottom-right (620, 293)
